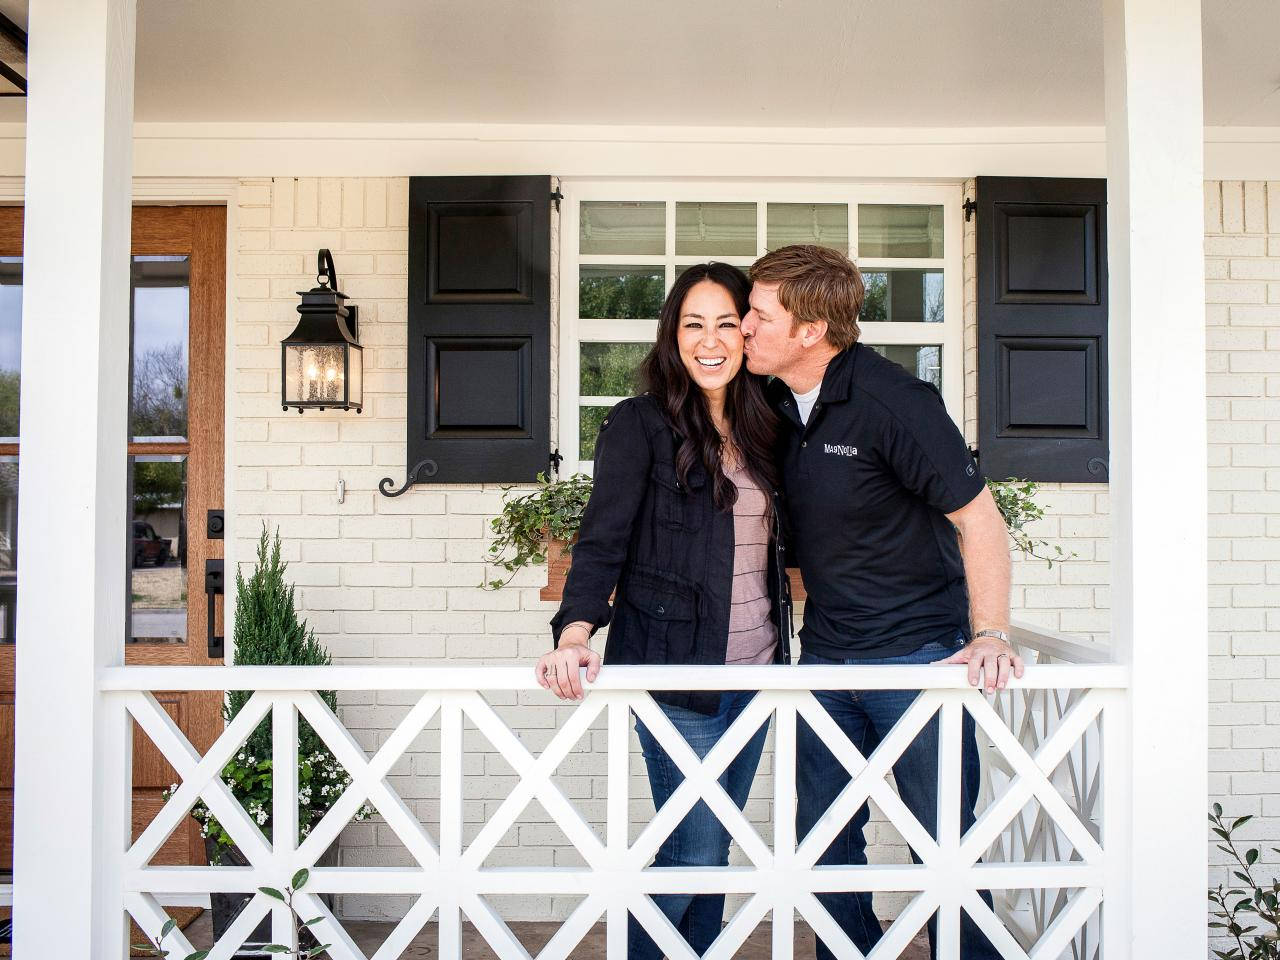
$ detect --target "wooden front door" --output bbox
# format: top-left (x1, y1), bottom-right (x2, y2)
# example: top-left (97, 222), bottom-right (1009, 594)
top-left (0, 204), bottom-right (227, 873)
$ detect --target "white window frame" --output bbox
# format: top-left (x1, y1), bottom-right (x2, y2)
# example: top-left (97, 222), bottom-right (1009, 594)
top-left (558, 179), bottom-right (965, 474)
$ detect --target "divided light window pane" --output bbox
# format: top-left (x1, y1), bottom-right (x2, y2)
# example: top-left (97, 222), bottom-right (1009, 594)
top-left (579, 406), bottom-right (612, 461)
top-left (580, 202), bottom-right (665, 256)
top-left (861, 269), bottom-right (944, 323)
top-left (130, 255), bottom-right (190, 441)
top-left (0, 456), bottom-right (14, 644)
top-left (580, 342), bottom-right (649, 397)
top-left (129, 454), bottom-right (188, 644)
top-left (868, 344), bottom-right (942, 390)
top-left (579, 265), bottom-right (664, 319)
top-left (767, 203), bottom-right (849, 252)
top-left (675, 202), bottom-right (756, 256)
top-left (859, 205), bottom-right (944, 258)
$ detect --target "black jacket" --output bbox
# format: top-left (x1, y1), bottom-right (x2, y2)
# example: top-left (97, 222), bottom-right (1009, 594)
top-left (550, 394), bottom-right (793, 715)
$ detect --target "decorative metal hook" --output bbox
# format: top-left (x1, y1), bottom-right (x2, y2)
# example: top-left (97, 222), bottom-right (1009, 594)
top-left (379, 458), bottom-right (439, 497)
top-left (1087, 457), bottom-right (1109, 478)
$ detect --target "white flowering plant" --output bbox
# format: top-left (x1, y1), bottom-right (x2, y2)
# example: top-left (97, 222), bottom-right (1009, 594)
top-left (164, 749), bottom-right (374, 861)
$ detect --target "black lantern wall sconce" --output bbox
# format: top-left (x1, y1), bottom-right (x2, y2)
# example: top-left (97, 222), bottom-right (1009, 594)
top-left (281, 249), bottom-right (363, 413)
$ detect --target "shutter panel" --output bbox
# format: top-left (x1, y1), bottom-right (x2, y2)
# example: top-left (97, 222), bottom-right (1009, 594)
top-left (406, 176), bottom-right (551, 483)
top-left (976, 176), bottom-right (1109, 482)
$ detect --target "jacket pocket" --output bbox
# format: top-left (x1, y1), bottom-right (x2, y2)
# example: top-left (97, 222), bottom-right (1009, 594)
top-left (620, 568), bottom-right (697, 663)
top-left (649, 464), bottom-right (701, 532)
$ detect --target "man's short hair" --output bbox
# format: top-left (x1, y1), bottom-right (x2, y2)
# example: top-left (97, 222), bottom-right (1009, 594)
top-left (749, 244), bottom-right (865, 350)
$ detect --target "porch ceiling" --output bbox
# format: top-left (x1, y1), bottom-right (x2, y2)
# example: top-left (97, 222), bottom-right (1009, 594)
top-left (1, 0), bottom-right (1277, 127)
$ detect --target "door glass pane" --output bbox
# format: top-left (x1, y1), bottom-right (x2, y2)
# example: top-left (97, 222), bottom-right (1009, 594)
top-left (0, 257), bottom-right (20, 441)
top-left (580, 342), bottom-right (650, 397)
top-left (131, 255), bottom-right (190, 441)
top-left (861, 269), bottom-right (944, 323)
top-left (868, 344), bottom-right (942, 390)
top-left (579, 266), bottom-right (664, 319)
top-left (128, 455), bottom-right (188, 644)
top-left (858, 205), bottom-right (944, 258)
top-left (579, 405), bottom-right (615, 461)
top-left (767, 203), bottom-right (849, 252)
top-left (675, 202), bottom-right (756, 256)
top-left (580, 202), bottom-right (665, 256)
top-left (0, 457), bottom-right (15, 645)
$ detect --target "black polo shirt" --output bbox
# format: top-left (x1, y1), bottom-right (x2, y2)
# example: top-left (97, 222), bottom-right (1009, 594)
top-left (771, 343), bottom-right (985, 659)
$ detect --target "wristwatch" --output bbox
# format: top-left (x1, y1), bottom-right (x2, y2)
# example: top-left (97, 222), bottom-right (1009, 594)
top-left (973, 629), bottom-right (1010, 644)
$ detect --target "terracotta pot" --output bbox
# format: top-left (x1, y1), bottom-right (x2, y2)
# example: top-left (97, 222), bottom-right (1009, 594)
top-left (539, 536), bottom-right (574, 602)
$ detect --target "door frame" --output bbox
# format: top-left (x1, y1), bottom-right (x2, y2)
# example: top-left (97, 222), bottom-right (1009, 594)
top-left (0, 182), bottom-right (237, 873)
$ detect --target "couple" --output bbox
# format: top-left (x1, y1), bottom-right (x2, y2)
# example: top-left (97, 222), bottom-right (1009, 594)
top-left (538, 244), bottom-right (1021, 959)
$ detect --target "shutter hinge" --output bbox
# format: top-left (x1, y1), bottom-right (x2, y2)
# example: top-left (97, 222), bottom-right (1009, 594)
top-left (551, 189), bottom-right (564, 212)
top-left (549, 448), bottom-right (563, 476)
top-left (963, 198), bottom-right (977, 222)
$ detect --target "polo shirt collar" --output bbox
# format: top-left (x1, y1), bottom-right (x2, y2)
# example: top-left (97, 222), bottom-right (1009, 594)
top-left (817, 344), bottom-right (859, 404)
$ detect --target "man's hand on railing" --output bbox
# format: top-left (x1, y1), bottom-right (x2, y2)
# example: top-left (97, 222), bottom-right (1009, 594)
top-left (536, 634), bottom-right (601, 701)
top-left (933, 634), bottom-right (1025, 693)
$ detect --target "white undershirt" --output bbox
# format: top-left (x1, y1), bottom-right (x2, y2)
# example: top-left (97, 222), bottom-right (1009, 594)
top-left (790, 383), bottom-right (822, 425)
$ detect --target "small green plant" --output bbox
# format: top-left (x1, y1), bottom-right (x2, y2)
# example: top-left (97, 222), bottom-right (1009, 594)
top-left (131, 916), bottom-right (208, 960)
top-left (259, 868), bottom-right (331, 958)
top-left (1209, 804), bottom-right (1280, 959)
top-left (165, 527), bottom-right (373, 860)
top-left (986, 478), bottom-right (1075, 568)
top-left (483, 472), bottom-right (593, 590)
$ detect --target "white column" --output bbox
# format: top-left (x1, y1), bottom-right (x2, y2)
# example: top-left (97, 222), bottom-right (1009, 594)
top-left (12, 0), bottom-right (136, 956)
top-left (1103, 0), bottom-right (1207, 957)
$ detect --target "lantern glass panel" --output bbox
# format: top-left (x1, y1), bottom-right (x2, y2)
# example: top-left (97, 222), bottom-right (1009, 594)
top-left (346, 345), bottom-right (363, 408)
top-left (286, 342), bottom-right (350, 405)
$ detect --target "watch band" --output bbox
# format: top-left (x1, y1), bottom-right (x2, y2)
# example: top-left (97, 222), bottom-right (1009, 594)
top-left (973, 628), bottom-right (1010, 644)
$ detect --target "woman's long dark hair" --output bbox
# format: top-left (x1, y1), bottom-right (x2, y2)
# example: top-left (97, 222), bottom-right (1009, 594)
top-left (639, 262), bottom-right (779, 511)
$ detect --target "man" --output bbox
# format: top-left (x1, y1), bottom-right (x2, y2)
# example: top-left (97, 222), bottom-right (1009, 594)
top-left (741, 244), bottom-right (1022, 959)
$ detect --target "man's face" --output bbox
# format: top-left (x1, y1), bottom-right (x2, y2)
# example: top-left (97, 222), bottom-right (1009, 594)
top-left (742, 282), bottom-right (804, 379)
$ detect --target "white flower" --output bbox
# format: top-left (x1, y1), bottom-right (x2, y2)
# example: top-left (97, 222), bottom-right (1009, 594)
top-left (255, 809), bottom-right (268, 825)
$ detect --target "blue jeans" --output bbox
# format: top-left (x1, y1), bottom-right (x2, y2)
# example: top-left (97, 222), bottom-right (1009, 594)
top-left (629, 690), bottom-right (770, 959)
top-left (796, 639), bottom-right (1000, 960)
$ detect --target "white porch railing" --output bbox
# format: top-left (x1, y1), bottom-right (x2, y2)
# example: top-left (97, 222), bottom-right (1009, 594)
top-left (98, 632), bottom-right (1127, 960)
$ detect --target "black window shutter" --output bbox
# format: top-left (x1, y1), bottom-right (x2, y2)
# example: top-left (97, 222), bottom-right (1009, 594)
top-left (407, 176), bottom-right (551, 483)
top-left (976, 176), bottom-right (1109, 482)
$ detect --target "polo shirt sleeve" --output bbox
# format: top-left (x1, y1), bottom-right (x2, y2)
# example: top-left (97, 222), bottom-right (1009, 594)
top-left (880, 381), bottom-right (986, 515)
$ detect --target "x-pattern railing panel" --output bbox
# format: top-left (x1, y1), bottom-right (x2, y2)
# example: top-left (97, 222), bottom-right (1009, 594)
top-left (106, 663), bottom-right (1126, 960)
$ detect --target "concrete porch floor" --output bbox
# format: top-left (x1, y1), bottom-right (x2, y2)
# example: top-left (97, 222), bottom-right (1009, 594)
top-left (182, 913), bottom-right (932, 957)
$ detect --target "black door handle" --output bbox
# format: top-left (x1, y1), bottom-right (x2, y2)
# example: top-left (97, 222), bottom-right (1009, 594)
top-left (205, 558), bottom-right (224, 659)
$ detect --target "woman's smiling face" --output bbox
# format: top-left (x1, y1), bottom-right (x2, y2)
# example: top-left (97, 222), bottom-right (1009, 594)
top-left (676, 279), bottom-right (745, 398)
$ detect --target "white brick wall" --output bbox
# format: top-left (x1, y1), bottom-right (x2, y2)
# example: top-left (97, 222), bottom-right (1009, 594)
top-left (233, 178), bottom-right (1278, 930)
top-left (1204, 181), bottom-right (1280, 926)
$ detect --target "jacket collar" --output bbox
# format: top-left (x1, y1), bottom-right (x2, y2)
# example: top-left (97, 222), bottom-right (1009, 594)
top-left (816, 343), bottom-right (859, 404)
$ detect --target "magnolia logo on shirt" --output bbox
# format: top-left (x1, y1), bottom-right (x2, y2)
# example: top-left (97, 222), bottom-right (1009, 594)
top-left (824, 443), bottom-right (858, 457)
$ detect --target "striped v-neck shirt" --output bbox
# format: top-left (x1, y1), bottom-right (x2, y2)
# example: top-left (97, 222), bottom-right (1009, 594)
top-left (725, 461), bottom-right (778, 665)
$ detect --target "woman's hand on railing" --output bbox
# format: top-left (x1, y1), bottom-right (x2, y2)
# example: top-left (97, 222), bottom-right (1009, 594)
top-left (536, 637), bottom-right (601, 701)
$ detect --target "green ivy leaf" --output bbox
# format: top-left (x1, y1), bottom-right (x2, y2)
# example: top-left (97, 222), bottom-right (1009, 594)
top-left (259, 886), bottom-right (286, 901)
top-left (161, 918), bottom-right (178, 937)
top-left (291, 867), bottom-right (310, 890)
top-left (184, 952), bottom-right (211, 960)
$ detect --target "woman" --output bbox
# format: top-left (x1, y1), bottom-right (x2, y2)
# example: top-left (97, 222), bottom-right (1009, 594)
top-left (537, 262), bottom-right (791, 957)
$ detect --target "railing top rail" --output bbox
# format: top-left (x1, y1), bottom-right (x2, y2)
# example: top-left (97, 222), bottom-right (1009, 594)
top-left (100, 662), bottom-right (1128, 692)
top-left (1010, 619), bottom-right (1112, 665)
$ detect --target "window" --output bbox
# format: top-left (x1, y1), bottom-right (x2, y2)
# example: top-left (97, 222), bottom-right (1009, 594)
top-left (558, 183), bottom-right (964, 471)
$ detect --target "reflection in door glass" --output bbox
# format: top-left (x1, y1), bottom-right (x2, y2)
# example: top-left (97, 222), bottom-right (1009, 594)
top-left (0, 457), bottom-right (14, 644)
top-left (0, 257), bottom-right (20, 440)
top-left (129, 455), bottom-right (188, 644)
top-left (131, 256), bottom-right (190, 441)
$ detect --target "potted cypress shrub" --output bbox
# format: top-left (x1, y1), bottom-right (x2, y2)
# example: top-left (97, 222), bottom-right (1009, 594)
top-left (167, 527), bottom-right (372, 957)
